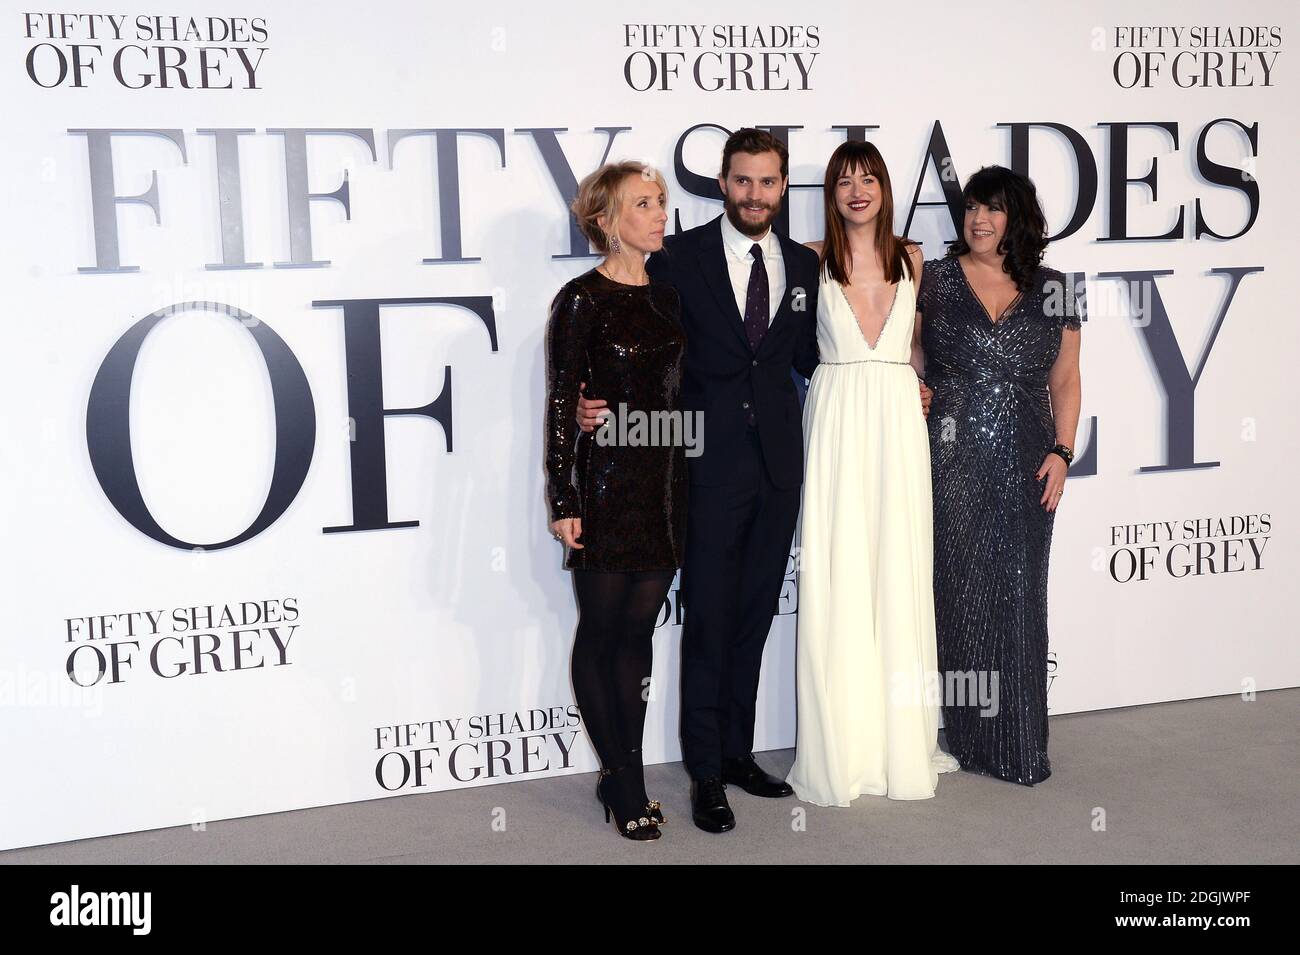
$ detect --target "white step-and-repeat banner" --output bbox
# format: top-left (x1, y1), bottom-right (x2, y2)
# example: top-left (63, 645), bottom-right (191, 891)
top-left (2, 1), bottom-right (1295, 849)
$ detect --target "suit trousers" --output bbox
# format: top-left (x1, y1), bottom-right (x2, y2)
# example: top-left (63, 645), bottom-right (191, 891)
top-left (680, 426), bottom-right (800, 780)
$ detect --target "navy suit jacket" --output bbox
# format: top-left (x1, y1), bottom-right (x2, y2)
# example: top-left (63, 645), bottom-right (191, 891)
top-left (647, 214), bottom-right (820, 490)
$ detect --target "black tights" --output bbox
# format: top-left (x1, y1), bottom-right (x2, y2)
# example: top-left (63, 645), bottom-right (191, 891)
top-left (571, 569), bottom-right (675, 814)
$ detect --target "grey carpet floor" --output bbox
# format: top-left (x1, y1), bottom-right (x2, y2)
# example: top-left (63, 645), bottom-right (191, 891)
top-left (4, 689), bottom-right (1295, 865)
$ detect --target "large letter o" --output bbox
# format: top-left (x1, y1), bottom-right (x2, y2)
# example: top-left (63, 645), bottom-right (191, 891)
top-left (86, 301), bottom-right (316, 550)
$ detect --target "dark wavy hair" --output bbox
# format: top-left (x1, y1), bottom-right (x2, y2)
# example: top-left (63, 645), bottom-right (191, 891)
top-left (820, 140), bottom-right (915, 286)
top-left (946, 165), bottom-right (1047, 291)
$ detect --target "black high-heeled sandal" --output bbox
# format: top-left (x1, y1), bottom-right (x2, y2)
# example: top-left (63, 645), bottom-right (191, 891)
top-left (644, 798), bottom-right (665, 826)
top-left (624, 747), bottom-right (666, 825)
top-left (596, 768), bottom-right (660, 841)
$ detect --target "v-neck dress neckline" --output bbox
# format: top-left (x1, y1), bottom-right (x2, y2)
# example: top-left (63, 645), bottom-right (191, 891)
top-left (837, 279), bottom-right (901, 351)
top-left (956, 256), bottom-right (1026, 327)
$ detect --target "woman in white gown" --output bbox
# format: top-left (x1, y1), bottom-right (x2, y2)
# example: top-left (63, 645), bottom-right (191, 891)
top-left (787, 141), bottom-right (959, 805)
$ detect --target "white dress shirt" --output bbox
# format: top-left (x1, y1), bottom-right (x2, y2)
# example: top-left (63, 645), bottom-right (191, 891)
top-left (719, 212), bottom-right (786, 327)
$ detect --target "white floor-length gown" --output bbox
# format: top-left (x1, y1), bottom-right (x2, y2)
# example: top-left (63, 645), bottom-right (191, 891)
top-left (787, 264), bottom-right (960, 805)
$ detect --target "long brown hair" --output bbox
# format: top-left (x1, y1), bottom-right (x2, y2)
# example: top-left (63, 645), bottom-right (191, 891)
top-left (820, 140), bottom-right (914, 286)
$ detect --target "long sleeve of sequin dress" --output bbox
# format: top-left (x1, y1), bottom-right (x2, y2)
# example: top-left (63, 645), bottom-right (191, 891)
top-left (543, 269), bottom-right (687, 572)
top-left (918, 257), bottom-right (1081, 786)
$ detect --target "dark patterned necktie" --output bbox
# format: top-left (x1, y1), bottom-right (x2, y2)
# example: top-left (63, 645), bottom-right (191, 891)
top-left (743, 242), bottom-right (769, 351)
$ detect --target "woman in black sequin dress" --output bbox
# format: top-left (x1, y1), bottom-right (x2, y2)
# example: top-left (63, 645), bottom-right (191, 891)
top-left (916, 166), bottom-right (1082, 786)
top-left (544, 161), bottom-right (685, 839)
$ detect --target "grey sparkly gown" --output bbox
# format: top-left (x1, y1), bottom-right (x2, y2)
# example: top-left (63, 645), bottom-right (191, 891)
top-left (917, 256), bottom-right (1081, 785)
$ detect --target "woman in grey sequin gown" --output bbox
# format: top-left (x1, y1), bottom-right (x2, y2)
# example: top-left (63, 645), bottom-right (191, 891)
top-left (916, 166), bottom-right (1082, 785)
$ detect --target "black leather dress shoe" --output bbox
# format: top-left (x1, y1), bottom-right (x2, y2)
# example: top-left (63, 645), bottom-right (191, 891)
top-left (722, 754), bottom-right (794, 797)
top-left (691, 777), bottom-right (736, 833)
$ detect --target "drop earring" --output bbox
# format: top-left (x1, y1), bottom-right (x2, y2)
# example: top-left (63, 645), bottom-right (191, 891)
top-left (609, 234), bottom-right (622, 254)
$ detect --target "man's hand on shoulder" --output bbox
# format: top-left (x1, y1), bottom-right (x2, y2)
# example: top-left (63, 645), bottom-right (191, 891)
top-left (576, 381), bottom-right (608, 433)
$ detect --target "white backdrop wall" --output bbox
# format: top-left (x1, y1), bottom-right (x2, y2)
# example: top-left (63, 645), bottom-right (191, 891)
top-left (1, 0), bottom-right (1296, 849)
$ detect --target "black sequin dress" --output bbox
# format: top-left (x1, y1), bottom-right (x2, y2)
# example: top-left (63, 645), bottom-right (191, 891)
top-left (917, 256), bottom-right (1081, 785)
top-left (545, 269), bottom-right (687, 572)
